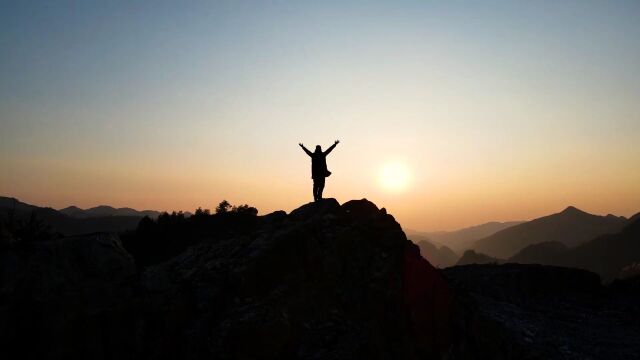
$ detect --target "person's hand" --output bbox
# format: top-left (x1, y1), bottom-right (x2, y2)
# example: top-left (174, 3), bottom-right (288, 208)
top-left (334, 140), bottom-right (340, 145)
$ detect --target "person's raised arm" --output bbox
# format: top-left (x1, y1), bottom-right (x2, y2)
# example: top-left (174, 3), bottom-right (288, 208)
top-left (299, 143), bottom-right (312, 156)
top-left (324, 140), bottom-right (339, 155)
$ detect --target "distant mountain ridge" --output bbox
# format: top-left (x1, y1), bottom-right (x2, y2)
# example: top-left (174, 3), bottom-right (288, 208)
top-left (456, 250), bottom-right (501, 266)
top-left (408, 220), bottom-right (524, 253)
top-left (454, 213), bottom-right (640, 280)
top-left (508, 241), bottom-right (568, 265)
top-left (471, 206), bottom-right (627, 258)
top-left (563, 215), bottom-right (640, 279)
top-left (505, 214), bottom-right (640, 280)
top-left (59, 205), bottom-right (161, 219)
top-left (413, 239), bottom-right (459, 268)
top-left (0, 196), bottom-right (153, 235)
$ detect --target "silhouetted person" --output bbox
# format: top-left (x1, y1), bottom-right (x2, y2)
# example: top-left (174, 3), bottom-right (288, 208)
top-left (299, 140), bottom-right (339, 201)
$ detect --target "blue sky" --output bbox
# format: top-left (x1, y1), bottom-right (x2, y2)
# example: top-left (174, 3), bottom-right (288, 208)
top-left (2, 1), bottom-right (639, 230)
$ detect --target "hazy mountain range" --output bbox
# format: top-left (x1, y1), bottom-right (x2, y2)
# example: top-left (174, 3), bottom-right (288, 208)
top-left (4, 195), bottom-right (639, 280)
top-left (413, 240), bottom-right (459, 268)
top-left (505, 214), bottom-right (640, 280)
top-left (59, 205), bottom-right (161, 219)
top-left (456, 213), bottom-right (640, 280)
top-left (406, 221), bottom-right (523, 267)
top-left (406, 220), bottom-right (525, 253)
top-left (471, 206), bottom-right (629, 258)
top-left (409, 206), bottom-right (638, 279)
top-left (0, 196), bottom-right (160, 235)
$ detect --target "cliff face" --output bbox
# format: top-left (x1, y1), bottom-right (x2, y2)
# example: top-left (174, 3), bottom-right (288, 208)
top-left (0, 199), bottom-right (452, 360)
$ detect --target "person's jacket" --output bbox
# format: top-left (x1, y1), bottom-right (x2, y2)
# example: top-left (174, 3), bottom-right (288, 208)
top-left (302, 143), bottom-right (337, 179)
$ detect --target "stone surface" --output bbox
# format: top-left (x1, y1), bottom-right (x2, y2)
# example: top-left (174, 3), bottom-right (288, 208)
top-left (444, 263), bottom-right (640, 360)
top-left (0, 199), bottom-right (453, 360)
top-left (0, 233), bottom-right (138, 359)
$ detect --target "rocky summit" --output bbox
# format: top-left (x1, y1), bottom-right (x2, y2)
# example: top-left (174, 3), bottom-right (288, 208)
top-left (3, 198), bottom-right (639, 360)
top-left (0, 199), bottom-right (452, 360)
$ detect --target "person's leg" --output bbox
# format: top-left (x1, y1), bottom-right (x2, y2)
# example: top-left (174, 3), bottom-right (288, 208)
top-left (313, 179), bottom-right (319, 201)
top-left (317, 178), bottom-right (325, 200)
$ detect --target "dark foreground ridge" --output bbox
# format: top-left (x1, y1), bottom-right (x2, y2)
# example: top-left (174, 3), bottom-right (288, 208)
top-left (444, 263), bottom-right (640, 360)
top-left (3, 198), bottom-right (639, 359)
top-left (0, 199), bottom-right (451, 359)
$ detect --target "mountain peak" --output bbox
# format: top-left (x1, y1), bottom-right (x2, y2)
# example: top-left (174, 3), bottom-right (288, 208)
top-left (60, 205), bottom-right (82, 211)
top-left (472, 205), bottom-right (628, 258)
top-left (561, 206), bottom-right (586, 215)
top-left (93, 205), bottom-right (117, 210)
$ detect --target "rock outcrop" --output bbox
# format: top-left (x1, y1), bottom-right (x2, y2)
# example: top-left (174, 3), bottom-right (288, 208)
top-left (444, 264), bottom-right (640, 360)
top-left (0, 233), bottom-right (138, 359)
top-left (0, 199), bottom-right (452, 360)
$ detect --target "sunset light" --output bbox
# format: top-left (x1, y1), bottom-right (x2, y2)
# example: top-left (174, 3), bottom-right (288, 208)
top-left (1, 1), bottom-right (639, 231)
top-left (2, 2), bottom-right (640, 357)
top-left (379, 162), bottom-right (411, 192)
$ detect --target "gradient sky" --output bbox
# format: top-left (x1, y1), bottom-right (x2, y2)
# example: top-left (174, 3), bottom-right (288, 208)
top-left (1, 1), bottom-right (639, 231)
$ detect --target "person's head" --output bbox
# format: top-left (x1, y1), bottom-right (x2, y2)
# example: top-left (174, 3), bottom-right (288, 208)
top-left (315, 145), bottom-right (322, 153)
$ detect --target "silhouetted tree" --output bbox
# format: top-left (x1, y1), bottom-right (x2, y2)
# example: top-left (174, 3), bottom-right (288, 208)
top-left (216, 200), bottom-right (232, 214)
top-left (137, 215), bottom-right (155, 233)
top-left (121, 200), bottom-right (260, 267)
top-left (231, 204), bottom-right (258, 216)
top-left (0, 211), bottom-right (54, 246)
top-left (194, 207), bottom-right (211, 217)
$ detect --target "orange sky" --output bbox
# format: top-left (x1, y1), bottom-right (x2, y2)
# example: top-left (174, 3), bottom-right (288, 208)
top-left (1, 2), bottom-right (639, 230)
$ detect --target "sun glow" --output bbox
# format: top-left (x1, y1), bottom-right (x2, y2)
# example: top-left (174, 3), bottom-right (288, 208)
top-left (379, 162), bottom-right (411, 192)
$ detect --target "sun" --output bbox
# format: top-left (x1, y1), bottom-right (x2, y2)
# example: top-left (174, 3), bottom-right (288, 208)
top-left (378, 162), bottom-right (411, 192)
